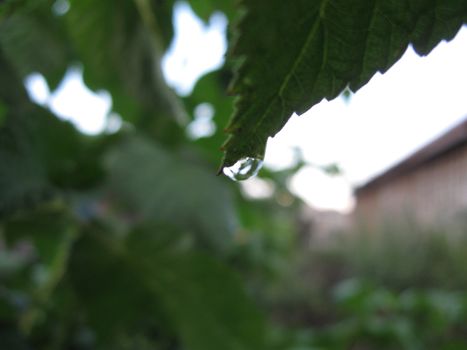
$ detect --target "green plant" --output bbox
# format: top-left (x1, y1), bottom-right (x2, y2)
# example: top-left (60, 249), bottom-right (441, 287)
top-left (0, 1), bottom-right (466, 349)
top-left (260, 225), bottom-right (467, 349)
top-left (311, 279), bottom-right (467, 349)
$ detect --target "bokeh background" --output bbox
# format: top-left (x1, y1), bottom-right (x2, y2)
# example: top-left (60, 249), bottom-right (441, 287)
top-left (2, 1), bottom-right (467, 349)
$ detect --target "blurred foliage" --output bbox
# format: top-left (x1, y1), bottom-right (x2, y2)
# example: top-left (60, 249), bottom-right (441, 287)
top-left (263, 224), bottom-right (467, 349)
top-left (0, 1), bottom-right (298, 349)
top-left (0, 1), bottom-right (466, 350)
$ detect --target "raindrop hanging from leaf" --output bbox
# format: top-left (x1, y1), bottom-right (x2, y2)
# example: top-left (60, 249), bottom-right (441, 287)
top-left (222, 157), bottom-right (263, 181)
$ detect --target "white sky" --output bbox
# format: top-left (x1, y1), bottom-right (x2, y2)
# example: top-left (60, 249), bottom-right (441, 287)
top-left (24, 67), bottom-right (112, 135)
top-left (266, 26), bottom-right (467, 211)
top-left (162, 2), bottom-right (227, 95)
top-left (24, 3), bottom-right (467, 213)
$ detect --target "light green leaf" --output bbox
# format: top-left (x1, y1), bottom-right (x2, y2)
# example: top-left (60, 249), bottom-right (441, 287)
top-left (104, 136), bottom-right (238, 251)
top-left (220, 0), bottom-right (467, 168)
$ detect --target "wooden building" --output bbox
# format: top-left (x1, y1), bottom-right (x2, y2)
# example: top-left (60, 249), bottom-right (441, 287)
top-left (354, 117), bottom-right (467, 229)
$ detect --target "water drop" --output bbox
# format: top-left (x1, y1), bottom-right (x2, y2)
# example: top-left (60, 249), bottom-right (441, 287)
top-left (223, 157), bottom-right (263, 181)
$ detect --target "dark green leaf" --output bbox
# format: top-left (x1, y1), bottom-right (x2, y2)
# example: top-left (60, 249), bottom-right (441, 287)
top-left (0, 47), bottom-right (107, 215)
top-left (151, 0), bottom-right (176, 49)
top-left (128, 231), bottom-right (268, 350)
top-left (69, 232), bottom-right (164, 344)
top-left (2, 208), bottom-right (77, 332)
top-left (0, 47), bottom-right (30, 107)
top-left (0, 106), bottom-right (107, 217)
top-left (0, 67), bottom-right (44, 210)
top-left (220, 0), bottom-right (467, 168)
top-left (184, 69), bottom-right (235, 163)
top-left (66, 0), bottom-right (187, 135)
top-left (189, 0), bottom-right (237, 23)
top-left (0, 101), bottom-right (7, 127)
top-left (69, 230), bottom-right (267, 350)
top-left (0, 327), bottom-right (31, 350)
top-left (0, 0), bottom-right (72, 89)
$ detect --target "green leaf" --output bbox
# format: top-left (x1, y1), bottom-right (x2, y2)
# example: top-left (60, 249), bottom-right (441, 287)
top-left (0, 107), bottom-right (106, 217)
top-left (189, 0), bottom-right (237, 23)
top-left (104, 136), bottom-right (238, 251)
top-left (184, 68), bottom-right (235, 163)
top-left (129, 232), bottom-right (268, 350)
top-left (0, 48), bottom-right (106, 216)
top-left (0, 328), bottom-right (30, 350)
top-left (220, 0), bottom-right (467, 168)
top-left (146, 0), bottom-right (176, 50)
top-left (69, 232), bottom-right (164, 344)
top-left (69, 230), bottom-right (267, 350)
top-left (0, 111), bottom-right (51, 217)
top-left (0, 0), bottom-right (72, 89)
top-left (0, 101), bottom-right (7, 127)
top-left (0, 48), bottom-right (47, 215)
top-left (0, 47), bottom-right (30, 107)
top-left (66, 0), bottom-right (187, 135)
top-left (2, 207), bottom-right (77, 332)
top-left (0, 144), bottom-right (47, 216)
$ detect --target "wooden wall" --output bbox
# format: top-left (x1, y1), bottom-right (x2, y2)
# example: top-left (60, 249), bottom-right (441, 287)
top-left (354, 144), bottom-right (467, 229)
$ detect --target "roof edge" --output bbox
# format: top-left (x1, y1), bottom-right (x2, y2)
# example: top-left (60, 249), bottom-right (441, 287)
top-left (356, 116), bottom-right (467, 195)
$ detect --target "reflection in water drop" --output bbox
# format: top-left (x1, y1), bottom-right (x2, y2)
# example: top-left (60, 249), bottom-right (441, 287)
top-left (223, 157), bottom-right (263, 181)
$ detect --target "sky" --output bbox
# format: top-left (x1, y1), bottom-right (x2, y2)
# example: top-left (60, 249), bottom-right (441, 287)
top-left (25, 2), bottom-right (467, 213)
top-left (266, 26), bottom-right (467, 212)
